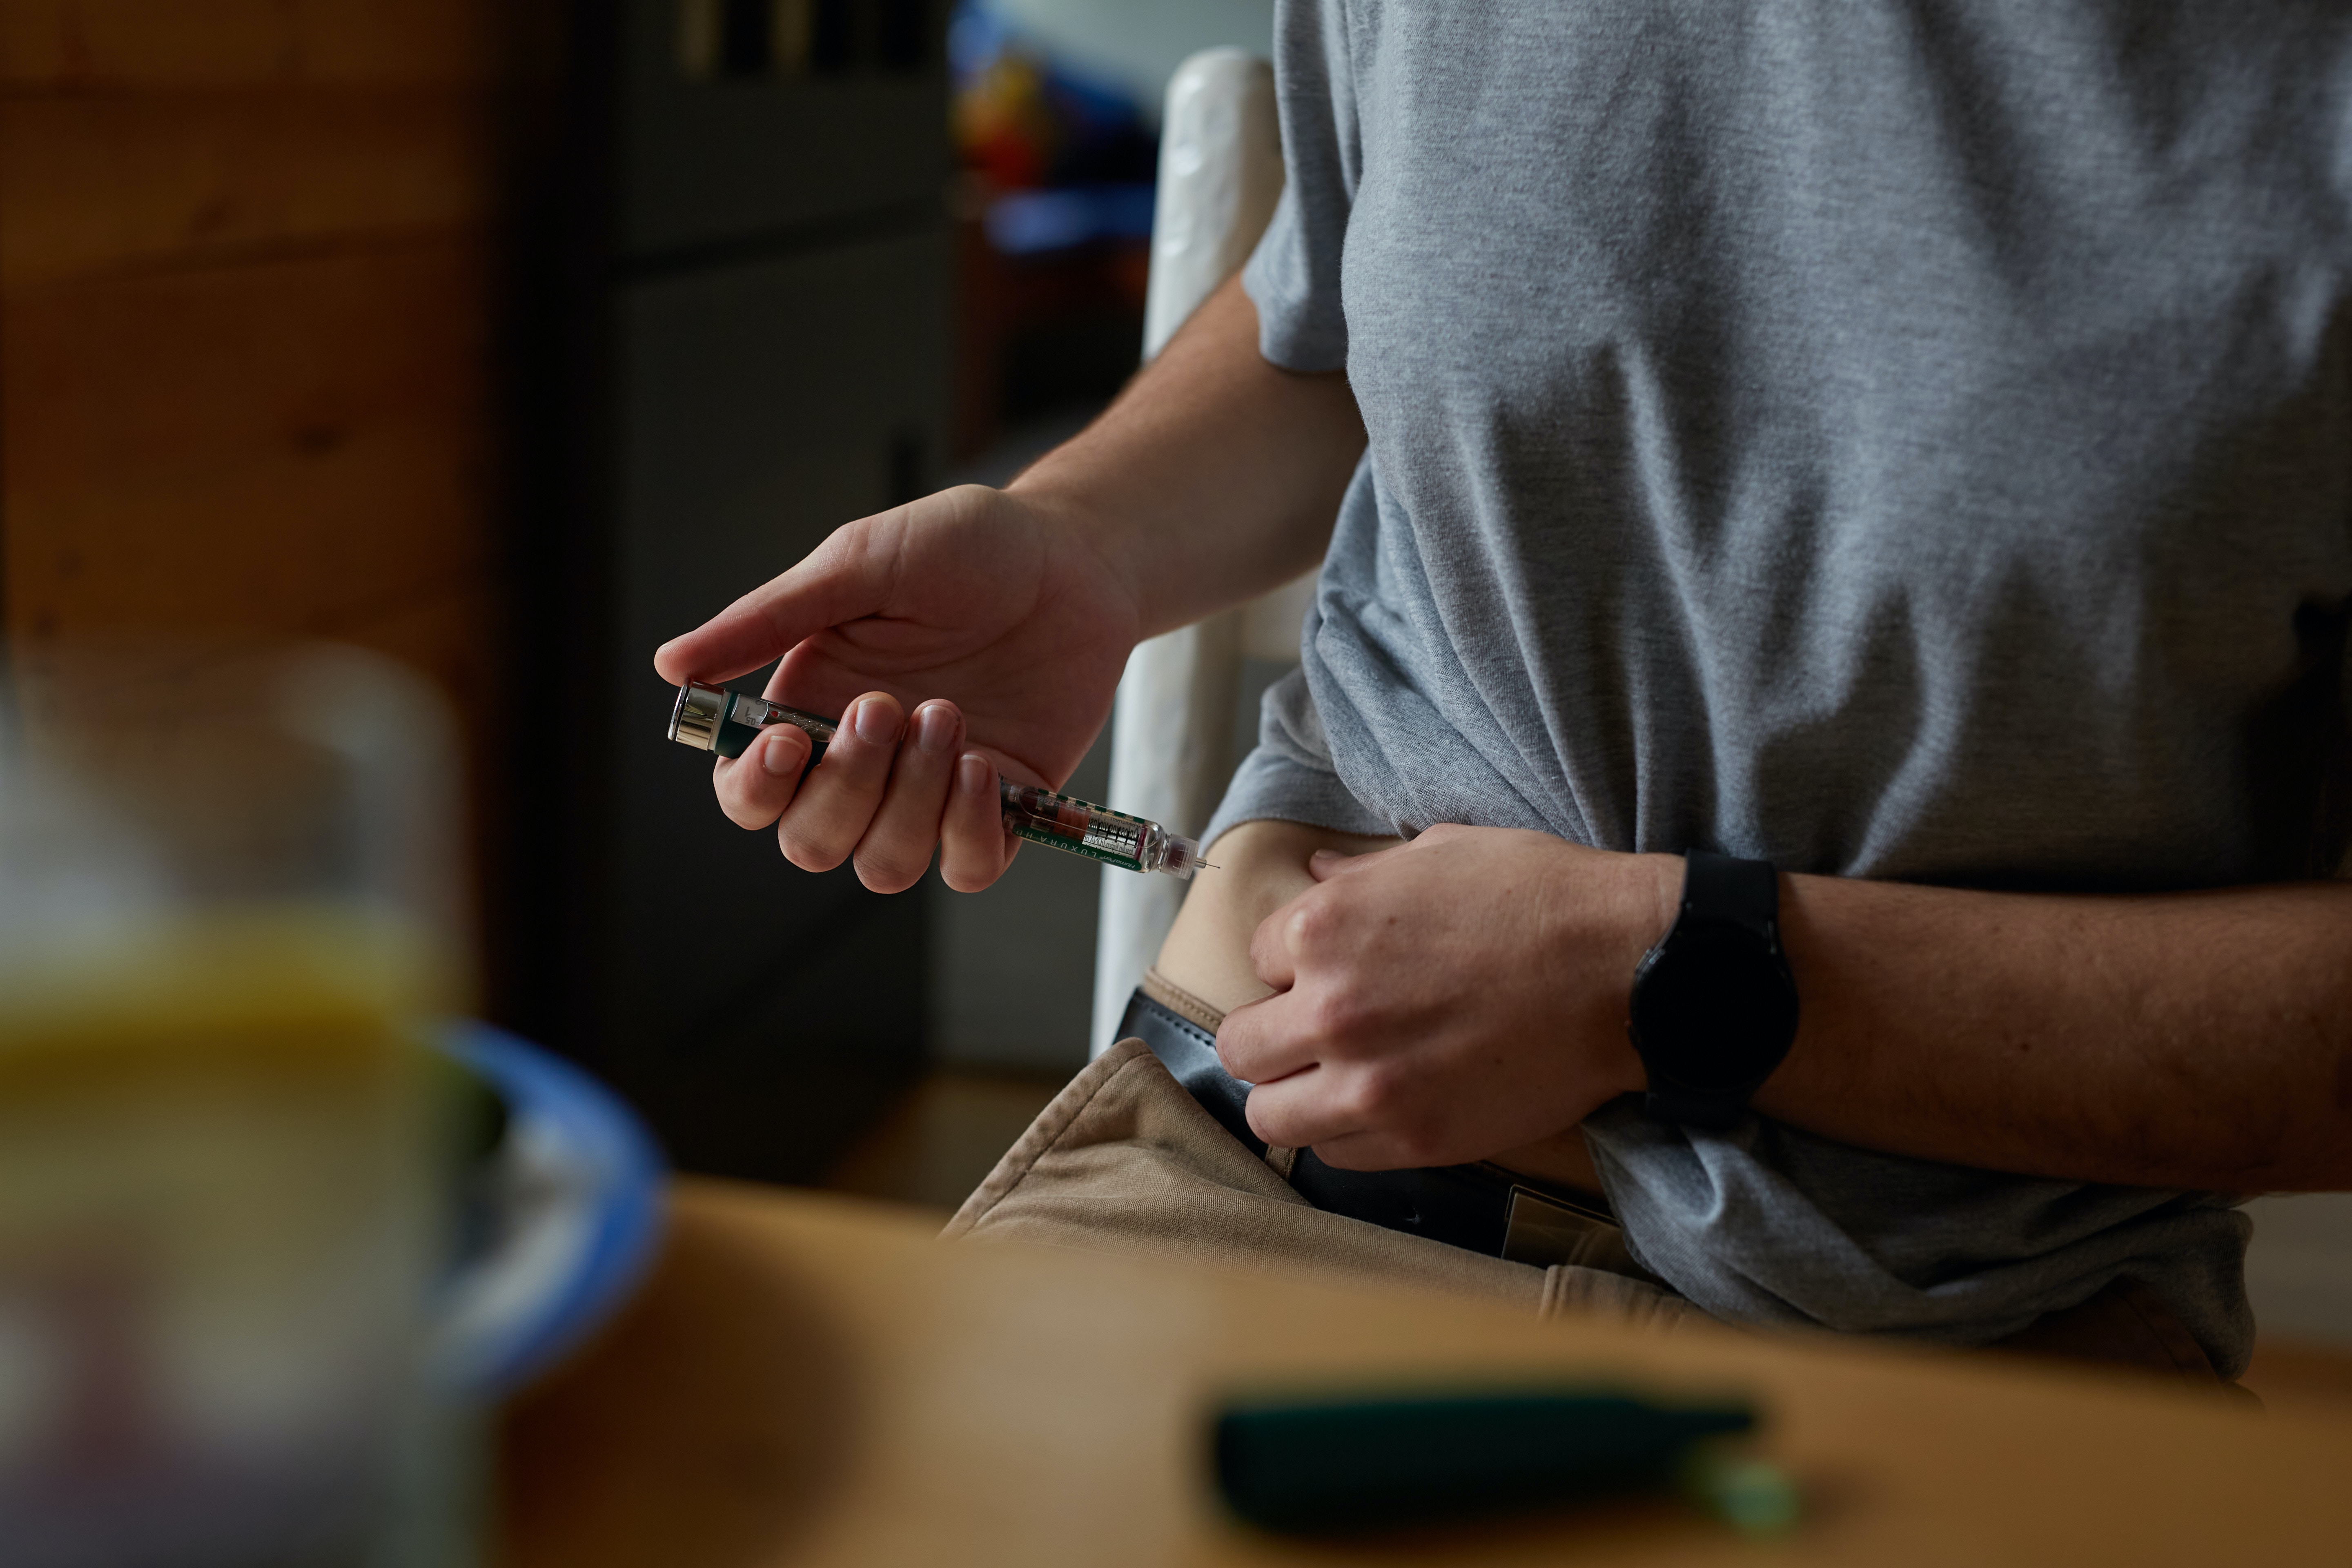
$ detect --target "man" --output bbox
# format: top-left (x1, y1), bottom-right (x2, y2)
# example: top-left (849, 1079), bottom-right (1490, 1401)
top-left (657, 1), bottom-right (2352, 1381)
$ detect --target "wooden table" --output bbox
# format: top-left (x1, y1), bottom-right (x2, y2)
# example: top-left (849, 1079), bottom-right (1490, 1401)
top-left (501, 1179), bottom-right (2352, 1566)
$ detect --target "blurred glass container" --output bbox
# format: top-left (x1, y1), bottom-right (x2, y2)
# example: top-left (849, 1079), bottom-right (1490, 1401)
top-left (0, 643), bottom-right (474, 1568)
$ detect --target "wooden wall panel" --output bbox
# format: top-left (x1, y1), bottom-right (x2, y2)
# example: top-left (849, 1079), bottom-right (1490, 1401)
top-left (1, 90), bottom-right (489, 287)
top-left (5, 238), bottom-right (488, 641)
top-left (0, 0), bottom-right (504, 955)
top-left (0, 0), bottom-right (490, 88)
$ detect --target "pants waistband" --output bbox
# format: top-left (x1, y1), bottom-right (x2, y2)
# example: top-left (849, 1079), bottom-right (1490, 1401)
top-left (1117, 987), bottom-right (1633, 1271)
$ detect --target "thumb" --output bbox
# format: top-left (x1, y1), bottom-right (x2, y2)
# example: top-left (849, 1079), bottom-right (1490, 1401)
top-left (653, 522), bottom-right (893, 686)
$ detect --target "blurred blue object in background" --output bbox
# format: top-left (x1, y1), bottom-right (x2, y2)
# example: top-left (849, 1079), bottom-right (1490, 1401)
top-left (432, 1025), bottom-right (666, 1397)
top-left (951, 0), bottom-right (1156, 205)
top-left (987, 183), bottom-right (1157, 256)
top-left (949, 0), bottom-right (1274, 258)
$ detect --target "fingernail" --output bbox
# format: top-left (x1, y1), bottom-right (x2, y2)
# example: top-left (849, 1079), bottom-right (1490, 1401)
top-left (958, 753), bottom-right (994, 797)
top-left (853, 697), bottom-right (902, 745)
top-left (761, 730), bottom-right (801, 775)
top-left (914, 702), bottom-right (957, 755)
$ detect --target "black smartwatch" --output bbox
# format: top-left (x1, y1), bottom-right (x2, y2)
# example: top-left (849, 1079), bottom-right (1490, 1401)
top-left (1626, 850), bottom-right (1800, 1130)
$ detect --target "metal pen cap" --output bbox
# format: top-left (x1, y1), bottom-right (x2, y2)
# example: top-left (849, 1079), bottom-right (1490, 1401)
top-left (668, 681), bottom-right (729, 752)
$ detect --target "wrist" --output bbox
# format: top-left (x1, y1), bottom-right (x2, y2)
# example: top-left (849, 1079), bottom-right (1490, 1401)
top-left (996, 476), bottom-right (1156, 639)
top-left (1624, 851), bottom-right (1803, 1127)
top-left (1560, 846), bottom-right (1682, 1100)
top-left (1633, 851), bottom-right (1682, 947)
top-left (1619, 852), bottom-right (1685, 1094)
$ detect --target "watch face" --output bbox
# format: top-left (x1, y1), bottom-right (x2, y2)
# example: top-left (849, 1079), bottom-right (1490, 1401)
top-left (1631, 921), bottom-right (1799, 1093)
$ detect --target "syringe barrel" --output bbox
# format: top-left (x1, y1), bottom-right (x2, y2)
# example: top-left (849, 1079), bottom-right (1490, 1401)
top-left (999, 783), bottom-right (1154, 871)
top-left (998, 784), bottom-right (1201, 880)
top-left (667, 682), bottom-right (1202, 878)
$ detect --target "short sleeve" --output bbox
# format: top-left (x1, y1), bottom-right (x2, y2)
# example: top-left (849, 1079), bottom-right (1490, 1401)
top-left (1241, 0), bottom-right (1359, 373)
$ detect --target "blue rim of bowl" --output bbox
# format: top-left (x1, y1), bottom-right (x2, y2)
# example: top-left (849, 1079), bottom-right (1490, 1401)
top-left (432, 1022), bottom-right (666, 1395)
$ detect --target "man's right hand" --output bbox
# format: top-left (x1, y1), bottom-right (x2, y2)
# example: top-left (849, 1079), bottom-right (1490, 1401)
top-left (652, 275), bottom-right (1368, 898)
top-left (653, 482), bottom-right (1140, 894)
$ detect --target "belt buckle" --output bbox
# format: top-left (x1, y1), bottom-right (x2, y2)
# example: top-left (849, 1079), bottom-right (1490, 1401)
top-left (1500, 1184), bottom-right (1616, 1268)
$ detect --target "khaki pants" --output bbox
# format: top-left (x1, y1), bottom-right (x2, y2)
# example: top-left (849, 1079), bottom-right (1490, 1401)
top-left (945, 1032), bottom-right (1696, 1330)
top-left (946, 1030), bottom-right (2231, 1387)
top-left (947, 822), bottom-right (2231, 1389)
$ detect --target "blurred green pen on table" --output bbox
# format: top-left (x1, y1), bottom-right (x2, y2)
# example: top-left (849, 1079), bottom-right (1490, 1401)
top-left (1213, 1385), bottom-right (1799, 1538)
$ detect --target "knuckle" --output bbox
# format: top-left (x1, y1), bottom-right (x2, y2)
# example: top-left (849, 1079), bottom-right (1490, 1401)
top-left (1304, 989), bottom-right (1363, 1043)
top-left (778, 818), bottom-right (851, 872)
top-left (853, 844), bottom-right (929, 894)
top-left (719, 789), bottom-right (780, 832)
top-left (938, 846), bottom-right (1000, 893)
top-left (1378, 1109), bottom-right (1437, 1158)
top-left (1287, 900), bottom-right (1341, 951)
top-left (1341, 1072), bottom-right (1393, 1124)
top-left (1214, 1033), bottom-right (1251, 1081)
top-left (932, 482), bottom-right (993, 522)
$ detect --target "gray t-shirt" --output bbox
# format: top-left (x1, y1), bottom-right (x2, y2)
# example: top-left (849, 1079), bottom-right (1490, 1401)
top-left (1209, 0), bottom-right (2352, 1376)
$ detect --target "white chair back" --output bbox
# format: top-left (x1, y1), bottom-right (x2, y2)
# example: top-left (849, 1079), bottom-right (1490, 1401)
top-left (1089, 48), bottom-right (1306, 1055)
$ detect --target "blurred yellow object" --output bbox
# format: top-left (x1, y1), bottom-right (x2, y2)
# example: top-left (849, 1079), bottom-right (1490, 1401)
top-left (956, 52), bottom-right (1058, 189)
top-left (0, 644), bottom-right (476, 1568)
top-left (0, 919), bottom-right (462, 1567)
top-left (0, 907), bottom-right (450, 1071)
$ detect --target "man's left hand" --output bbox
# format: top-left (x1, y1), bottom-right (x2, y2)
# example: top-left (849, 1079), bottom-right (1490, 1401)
top-left (1215, 826), bottom-right (1677, 1170)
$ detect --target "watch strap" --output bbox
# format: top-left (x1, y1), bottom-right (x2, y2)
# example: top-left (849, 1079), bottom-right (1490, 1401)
top-left (1643, 1084), bottom-right (1750, 1133)
top-left (1636, 849), bottom-right (1794, 1130)
top-left (1679, 848), bottom-right (1779, 938)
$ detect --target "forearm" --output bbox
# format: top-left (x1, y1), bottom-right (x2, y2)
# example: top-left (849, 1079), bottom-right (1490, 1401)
top-left (1754, 872), bottom-right (2352, 1192)
top-left (1009, 274), bottom-right (1367, 637)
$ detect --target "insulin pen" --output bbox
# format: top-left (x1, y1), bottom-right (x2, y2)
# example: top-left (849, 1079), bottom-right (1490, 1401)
top-left (667, 681), bottom-right (1208, 880)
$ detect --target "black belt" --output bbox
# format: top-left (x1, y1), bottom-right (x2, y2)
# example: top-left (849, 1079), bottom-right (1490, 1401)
top-left (1117, 989), bottom-right (1616, 1263)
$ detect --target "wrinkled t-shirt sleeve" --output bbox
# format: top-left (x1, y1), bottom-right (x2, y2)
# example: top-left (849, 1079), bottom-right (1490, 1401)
top-left (1242, 0), bottom-right (1358, 374)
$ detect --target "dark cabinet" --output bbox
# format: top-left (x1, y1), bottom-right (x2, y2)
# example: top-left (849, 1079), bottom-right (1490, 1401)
top-left (505, 0), bottom-right (949, 1181)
